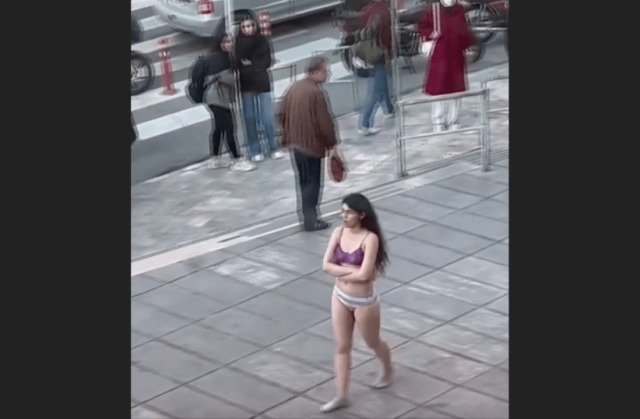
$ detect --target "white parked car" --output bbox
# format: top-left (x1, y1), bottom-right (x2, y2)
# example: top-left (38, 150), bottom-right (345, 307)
top-left (154, 0), bottom-right (347, 38)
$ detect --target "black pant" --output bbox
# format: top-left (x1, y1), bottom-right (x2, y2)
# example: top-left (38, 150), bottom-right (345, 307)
top-left (293, 150), bottom-right (323, 229)
top-left (209, 105), bottom-right (240, 159)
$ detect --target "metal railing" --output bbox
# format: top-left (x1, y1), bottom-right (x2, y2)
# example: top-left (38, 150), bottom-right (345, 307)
top-left (481, 75), bottom-right (509, 114)
top-left (395, 89), bottom-right (491, 177)
top-left (271, 61), bottom-right (297, 84)
top-left (312, 47), bottom-right (360, 110)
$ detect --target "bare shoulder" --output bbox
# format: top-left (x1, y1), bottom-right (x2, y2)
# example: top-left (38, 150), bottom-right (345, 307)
top-left (363, 230), bottom-right (379, 247)
top-left (331, 226), bottom-right (343, 238)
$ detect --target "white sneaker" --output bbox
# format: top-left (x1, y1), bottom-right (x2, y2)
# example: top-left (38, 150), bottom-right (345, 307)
top-left (434, 125), bottom-right (446, 133)
top-left (384, 113), bottom-right (396, 120)
top-left (448, 123), bottom-right (460, 131)
top-left (271, 150), bottom-right (285, 159)
top-left (358, 127), bottom-right (381, 136)
top-left (231, 158), bottom-right (256, 172)
top-left (207, 157), bottom-right (231, 170)
top-left (251, 154), bottom-right (265, 162)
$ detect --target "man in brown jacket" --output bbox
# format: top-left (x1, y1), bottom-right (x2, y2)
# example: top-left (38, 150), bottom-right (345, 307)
top-left (278, 56), bottom-right (338, 232)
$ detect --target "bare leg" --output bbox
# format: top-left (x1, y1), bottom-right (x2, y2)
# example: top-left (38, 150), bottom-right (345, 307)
top-left (354, 302), bottom-right (393, 388)
top-left (321, 295), bottom-right (355, 413)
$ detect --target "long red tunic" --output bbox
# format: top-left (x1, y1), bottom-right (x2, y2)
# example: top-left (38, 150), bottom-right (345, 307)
top-left (417, 3), bottom-right (475, 95)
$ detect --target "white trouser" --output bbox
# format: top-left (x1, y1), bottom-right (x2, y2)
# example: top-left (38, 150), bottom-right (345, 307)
top-left (432, 99), bottom-right (461, 127)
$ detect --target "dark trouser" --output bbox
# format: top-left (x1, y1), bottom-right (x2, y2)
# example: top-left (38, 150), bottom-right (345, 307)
top-left (293, 149), bottom-right (323, 229)
top-left (209, 105), bottom-right (240, 159)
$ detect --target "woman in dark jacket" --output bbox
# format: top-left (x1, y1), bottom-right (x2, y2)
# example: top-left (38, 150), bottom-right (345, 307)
top-left (233, 17), bottom-right (284, 163)
top-left (204, 35), bottom-right (255, 171)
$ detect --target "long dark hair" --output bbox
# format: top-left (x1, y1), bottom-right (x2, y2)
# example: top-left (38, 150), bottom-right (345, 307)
top-left (343, 193), bottom-right (389, 274)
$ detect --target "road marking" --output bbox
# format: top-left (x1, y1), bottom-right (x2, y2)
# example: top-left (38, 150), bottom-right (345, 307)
top-left (135, 61), bottom-right (353, 139)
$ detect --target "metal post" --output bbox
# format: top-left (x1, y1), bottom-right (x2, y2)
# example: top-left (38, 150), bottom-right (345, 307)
top-left (397, 103), bottom-right (406, 177)
top-left (391, 0), bottom-right (404, 178)
top-left (480, 88), bottom-right (491, 171)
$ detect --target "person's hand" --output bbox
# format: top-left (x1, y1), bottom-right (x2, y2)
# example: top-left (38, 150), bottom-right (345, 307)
top-left (430, 31), bottom-right (440, 40)
top-left (241, 59), bottom-right (251, 66)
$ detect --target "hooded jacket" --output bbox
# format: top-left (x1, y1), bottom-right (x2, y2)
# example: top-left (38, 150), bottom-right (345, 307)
top-left (233, 20), bottom-right (273, 93)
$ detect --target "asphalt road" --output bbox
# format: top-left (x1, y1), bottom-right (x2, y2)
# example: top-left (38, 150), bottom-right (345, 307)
top-left (131, 11), bottom-right (508, 185)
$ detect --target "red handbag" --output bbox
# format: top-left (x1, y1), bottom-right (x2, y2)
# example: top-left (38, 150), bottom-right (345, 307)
top-left (328, 148), bottom-right (347, 182)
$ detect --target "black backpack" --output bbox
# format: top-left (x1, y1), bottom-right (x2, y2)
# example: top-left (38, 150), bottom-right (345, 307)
top-left (187, 55), bottom-right (210, 104)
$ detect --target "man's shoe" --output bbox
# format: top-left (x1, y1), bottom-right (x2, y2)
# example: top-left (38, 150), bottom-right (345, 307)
top-left (304, 220), bottom-right (331, 232)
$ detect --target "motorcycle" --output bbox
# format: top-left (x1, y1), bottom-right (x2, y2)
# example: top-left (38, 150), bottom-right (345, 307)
top-left (333, 0), bottom-right (484, 78)
top-left (131, 50), bottom-right (154, 96)
top-left (466, 0), bottom-right (508, 46)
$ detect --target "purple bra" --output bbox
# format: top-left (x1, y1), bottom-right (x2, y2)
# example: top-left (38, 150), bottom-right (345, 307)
top-left (333, 229), bottom-right (368, 266)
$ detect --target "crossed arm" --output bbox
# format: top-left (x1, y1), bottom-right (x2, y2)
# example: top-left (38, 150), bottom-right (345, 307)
top-left (322, 227), bottom-right (379, 283)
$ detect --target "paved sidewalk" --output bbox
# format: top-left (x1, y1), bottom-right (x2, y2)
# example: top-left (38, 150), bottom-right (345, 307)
top-left (131, 64), bottom-right (508, 260)
top-left (131, 157), bottom-right (509, 419)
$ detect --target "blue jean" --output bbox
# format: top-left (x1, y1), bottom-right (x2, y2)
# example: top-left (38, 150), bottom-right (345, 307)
top-left (241, 92), bottom-right (277, 157)
top-left (361, 63), bottom-right (394, 129)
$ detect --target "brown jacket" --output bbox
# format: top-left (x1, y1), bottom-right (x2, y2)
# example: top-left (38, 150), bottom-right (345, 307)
top-left (278, 77), bottom-right (338, 158)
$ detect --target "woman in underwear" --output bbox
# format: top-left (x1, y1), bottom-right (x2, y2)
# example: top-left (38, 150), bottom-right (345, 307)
top-left (320, 193), bottom-right (392, 413)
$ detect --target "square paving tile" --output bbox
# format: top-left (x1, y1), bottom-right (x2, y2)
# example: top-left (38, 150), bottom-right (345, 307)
top-left (463, 367), bottom-right (509, 401)
top-left (474, 243), bottom-right (509, 266)
top-left (495, 158), bottom-right (508, 168)
top-left (173, 270), bottom-right (263, 305)
top-left (160, 322), bottom-right (262, 365)
top-left (230, 349), bottom-right (333, 392)
top-left (376, 277), bottom-right (405, 295)
top-left (131, 301), bottom-right (193, 339)
top-left (351, 361), bottom-right (453, 404)
top-left (424, 387), bottom-right (508, 418)
top-left (132, 340), bottom-right (221, 382)
top-left (273, 233), bottom-right (331, 258)
top-left (382, 257), bottom-right (435, 283)
top-left (189, 367), bottom-right (295, 414)
top-left (262, 396), bottom-right (360, 419)
top-left (133, 284), bottom-right (228, 321)
top-left (376, 209), bottom-right (427, 235)
top-left (131, 364), bottom-right (180, 403)
top-left (144, 263), bottom-right (200, 283)
top-left (419, 324), bottom-right (509, 365)
top-left (392, 341), bottom-right (490, 384)
top-left (307, 318), bottom-right (410, 352)
top-left (436, 212), bottom-right (509, 241)
top-left (146, 386), bottom-right (253, 418)
top-left (223, 237), bottom-right (270, 255)
top-left (274, 278), bottom-right (333, 310)
top-left (381, 305), bottom-right (443, 338)
top-left (305, 379), bottom-right (417, 419)
top-left (499, 359), bottom-right (509, 370)
top-left (384, 286), bottom-right (477, 322)
top-left (211, 256), bottom-right (301, 290)
top-left (182, 250), bottom-right (236, 271)
top-left (269, 331), bottom-right (372, 371)
top-left (464, 200), bottom-right (509, 223)
top-left (434, 174), bottom-right (508, 198)
top-left (453, 308), bottom-right (509, 342)
top-left (132, 330), bottom-right (152, 349)
top-left (132, 275), bottom-right (163, 297)
top-left (234, 292), bottom-right (329, 330)
top-left (467, 166), bottom-right (509, 185)
top-left (491, 191), bottom-right (509, 203)
top-left (486, 295), bottom-right (508, 315)
top-left (388, 236), bottom-right (466, 269)
top-left (411, 271), bottom-right (506, 305)
top-left (398, 406), bottom-right (456, 418)
top-left (243, 243), bottom-right (324, 276)
top-left (402, 184), bottom-right (484, 210)
top-left (130, 405), bottom-right (172, 418)
top-left (443, 257), bottom-right (509, 290)
top-left (406, 223), bottom-right (494, 254)
top-left (375, 195), bottom-right (456, 222)
top-left (200, 307), bottom-right (299, 346)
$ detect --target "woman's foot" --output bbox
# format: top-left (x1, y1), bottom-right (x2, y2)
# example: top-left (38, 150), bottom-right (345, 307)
top-left (370, 368), bottom-right (393, 389)
top-left (231, 158), bottom-right (256, 172)
top-left (207, 157), bottom-right (230, 170)
top-left (320, 396), bottom-right (349, 413)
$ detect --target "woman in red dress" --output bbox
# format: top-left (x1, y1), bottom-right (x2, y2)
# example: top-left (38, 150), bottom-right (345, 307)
top-left (418, 0), bottom-right (475, 131)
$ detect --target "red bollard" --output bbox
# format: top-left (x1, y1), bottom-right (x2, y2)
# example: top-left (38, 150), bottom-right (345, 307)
top-left (259, 9), bottom-right (271, 37)
top-left (158, 38), bottom-right (177, 95)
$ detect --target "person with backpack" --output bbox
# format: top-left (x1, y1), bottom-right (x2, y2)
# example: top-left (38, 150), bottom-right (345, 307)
top-left (187, 35), bottom-right (255, 172)
top-left (356, 0), bottom-right (395, 136)
top-left (234, 17), bottom-right (285, 163)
